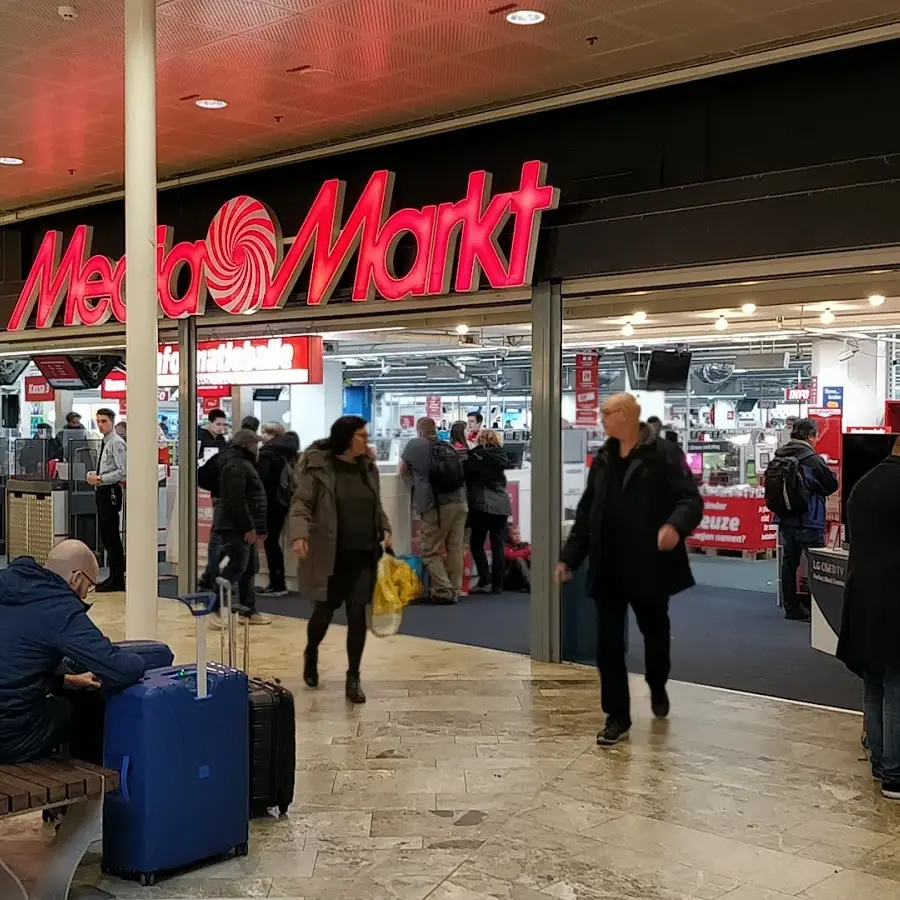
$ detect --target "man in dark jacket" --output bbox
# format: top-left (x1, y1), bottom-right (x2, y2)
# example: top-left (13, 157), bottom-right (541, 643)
top-left (837, 438), bottom-right (900, 800)
top-left (0, 541), bottom-right (145, 764)
top-left (198, 408), bottom-right (228, 454)
top-left (256, 429), bottom-right (300, 596)
top-left (557, 393), bottom-right (703, 746)
top-left (772, 418), bottom-right (839, 622)
top-left (212, 429), bottom-right (270, 625)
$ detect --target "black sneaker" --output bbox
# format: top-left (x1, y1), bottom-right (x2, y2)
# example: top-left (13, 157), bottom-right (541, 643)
top-left (346, 675), bottom-right (366, 704)
top-left (597, 719), bottom-right (630, 746)
top-left (650, 687), bottom-right (670, 719)
top-left (785, 609), bottom-right (811, 622)
top-left (258, 586), bottom-right (288, 597)
top-left (303, 648), bottom-right (319, 688)
top-left (882, 782), bottom-right (900, 800)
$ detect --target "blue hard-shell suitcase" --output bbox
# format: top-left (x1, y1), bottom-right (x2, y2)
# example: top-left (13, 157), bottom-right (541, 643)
top-left (101, 594), bottom-right (249, 886)
top-left (113, 639), bottom-right (174, 669)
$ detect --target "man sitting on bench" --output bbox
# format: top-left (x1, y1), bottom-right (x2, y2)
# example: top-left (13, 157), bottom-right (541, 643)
top-left (0, 540), bottom-right (146, 764)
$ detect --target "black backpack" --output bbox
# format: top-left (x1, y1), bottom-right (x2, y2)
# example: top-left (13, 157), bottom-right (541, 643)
top-left (277, 460), bottom-right (296, 508)
top-left (428, 441), bottom-right (465, 498)
top-left (197, 453), bottom-right (221, 495)
top-left (764, 455), bottom-right (810, 516)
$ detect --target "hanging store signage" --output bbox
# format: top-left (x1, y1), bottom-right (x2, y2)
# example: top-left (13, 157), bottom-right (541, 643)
top-left (687, 440), bottom-right (732, 454)
top-left (7, 161), bottom-right (559, 332)
top-left (425, 395), bottom-right (442, 419)
top-left (24, 375), bottom-right (54, 401)
top-left (574, 351), bottom-right (600, 427)
top-left (784, 386), bottom-right (813, 403)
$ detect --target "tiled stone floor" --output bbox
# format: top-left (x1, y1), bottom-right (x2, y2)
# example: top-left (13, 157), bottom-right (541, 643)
top-left (4, 594), bottom-right (900, 899)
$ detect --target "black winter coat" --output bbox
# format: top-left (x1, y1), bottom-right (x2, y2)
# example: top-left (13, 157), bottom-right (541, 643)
top-left (213, 446), bottom-right (267, 535)
top-left (465, 444), bottom-right (512, 517)
top-left (256, 434), bottom-right (300, 506)
top-left (837, 455), bottom-right (900, 675)
top-left (560, 425), bottom-right (703, 599)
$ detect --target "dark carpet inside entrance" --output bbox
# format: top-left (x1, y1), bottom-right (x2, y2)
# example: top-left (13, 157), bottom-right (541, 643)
top-left (162, 575), bottom-right (862, 711)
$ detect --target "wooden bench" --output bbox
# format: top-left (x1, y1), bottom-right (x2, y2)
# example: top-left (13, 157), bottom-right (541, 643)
top-left (0, 759), bottom-right (118, 900)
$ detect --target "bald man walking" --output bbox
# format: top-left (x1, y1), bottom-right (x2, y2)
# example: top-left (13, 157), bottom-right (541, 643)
top-left (0, 541), bottom-right (145, 763)
top-left (558, 393), bottom-right (702, 745)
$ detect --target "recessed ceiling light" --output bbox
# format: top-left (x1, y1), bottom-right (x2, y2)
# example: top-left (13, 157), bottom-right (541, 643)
top-left (631, 311), bottom-right (647, 324)
top-left (195, 98), bottom-right (228, 110)
top-left (820, 307), bottom-right (835, 325)
top-left (506, 9), bottom-right (546, 25)
top-left (0, 156), bottom-right (24, 166)
top-left (455, 323), bottom-right (469, 335)
top-left (741, 303), bottom-right (757, 314)
top-left (714, 315), bottom-right (729, 331)
top-left (620, 322), bottom-right (635, 337)
top-left (868, 294), bottom-right (886, 307)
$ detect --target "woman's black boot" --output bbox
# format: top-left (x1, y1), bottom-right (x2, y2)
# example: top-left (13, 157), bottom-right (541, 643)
top-left (345, 673), bottom-right (366, 704)
top-left (303, 647), bottom-right (319, 688)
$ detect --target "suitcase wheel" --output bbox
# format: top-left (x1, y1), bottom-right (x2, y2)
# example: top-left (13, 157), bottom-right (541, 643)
top-left (139, 872), bottom-right (156, 887)
top-left (235, 842), bottom-right (249, 858)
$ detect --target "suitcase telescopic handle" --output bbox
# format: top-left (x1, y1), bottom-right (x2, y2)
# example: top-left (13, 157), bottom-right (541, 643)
top-left (177, 592), bottom-right (216, 699)
top-left (177, 592), bottom-right (217, 616)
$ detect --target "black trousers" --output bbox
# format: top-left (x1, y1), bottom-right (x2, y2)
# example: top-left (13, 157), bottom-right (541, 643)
top-left (307, 550), bottom-right (377, 677)
top-left (469, 510), bottom-right (508, 591)
top-left (2, 696), bottom-right (73, 765)
top-left (595, 586), bottom-right (671, 727)
top-left (780, 526), bottom-right (823, 615)
top-left (96, 484), bottom-right (125, 582)
top-left (264, 505), bottom-right (288, 591)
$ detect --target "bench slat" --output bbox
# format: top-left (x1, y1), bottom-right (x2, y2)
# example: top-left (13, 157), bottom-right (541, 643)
top-left (0, 764), bottom-right (67, 804)
top-left (0, 771), bottom-right (49, 808)
top-left (30, 759), bottom-right (104, 797)
top-left (70, 760), bottom-right (119, 793)
top-left (0, 776), bottom-right (38, 812)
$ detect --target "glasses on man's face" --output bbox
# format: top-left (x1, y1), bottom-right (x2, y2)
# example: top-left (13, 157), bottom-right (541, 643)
top-left (601, 407), bottom-right (624, 420)
top-left (76, 570), bottom-right (96, 595)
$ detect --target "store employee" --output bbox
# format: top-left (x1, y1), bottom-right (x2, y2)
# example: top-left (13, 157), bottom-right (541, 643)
top-left (87, 408), bottom-right (127, 594)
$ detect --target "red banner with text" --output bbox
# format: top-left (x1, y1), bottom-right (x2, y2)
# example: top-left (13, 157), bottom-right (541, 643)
top-left (574, 351), bottom-right (600, 427)
top-left (687, 496), bottom-right (777, 553)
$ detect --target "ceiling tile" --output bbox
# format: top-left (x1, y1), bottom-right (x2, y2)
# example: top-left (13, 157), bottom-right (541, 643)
top-left (158, 0), bottom-right (295, 34)
top-left (0, 0), bottom-right (896, 209)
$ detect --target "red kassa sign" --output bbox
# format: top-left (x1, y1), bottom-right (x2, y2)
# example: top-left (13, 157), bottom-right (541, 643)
top-left (9, 161), bottom-right (558, 331)
top-left (574, 351), bottom-right (600, 427)
top-left (687, 497), bottom-right (776, 553)
top-left (425, 396), bottom-right (442, 419)
top-left (24, 376), bottom-right (54, 402)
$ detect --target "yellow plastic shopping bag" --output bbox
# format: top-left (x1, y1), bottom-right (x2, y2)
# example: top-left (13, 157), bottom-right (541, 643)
top-left (370, 554), bottom-right (419, 636)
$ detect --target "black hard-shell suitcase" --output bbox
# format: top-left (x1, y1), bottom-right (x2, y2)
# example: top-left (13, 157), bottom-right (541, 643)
top-left (248, 677), bottom-right (296, 817)
top-left (216, 573), bottom-right (296, 818)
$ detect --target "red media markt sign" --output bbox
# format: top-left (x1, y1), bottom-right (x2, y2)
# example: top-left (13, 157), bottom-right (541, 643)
top-left (8, 161), bottom-right (559, 332)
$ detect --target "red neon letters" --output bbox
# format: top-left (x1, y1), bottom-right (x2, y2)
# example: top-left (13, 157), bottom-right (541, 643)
top-left (8, 160), bottom-right (558, 331)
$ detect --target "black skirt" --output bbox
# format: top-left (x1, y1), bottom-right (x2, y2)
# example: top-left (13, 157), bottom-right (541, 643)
top-left (324, 549), bottom-right (378, 610)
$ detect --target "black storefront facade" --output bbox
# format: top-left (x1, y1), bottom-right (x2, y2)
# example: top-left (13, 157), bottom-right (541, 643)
top-left (1, 38), bottom-right (900, 662)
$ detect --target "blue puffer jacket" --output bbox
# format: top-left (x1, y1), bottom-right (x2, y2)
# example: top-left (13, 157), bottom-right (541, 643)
top-left (0, 557), bottom-right (146, 763)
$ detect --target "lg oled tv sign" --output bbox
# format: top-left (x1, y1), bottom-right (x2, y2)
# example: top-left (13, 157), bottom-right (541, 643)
top-left (7, 160), bottom-right (558, 332)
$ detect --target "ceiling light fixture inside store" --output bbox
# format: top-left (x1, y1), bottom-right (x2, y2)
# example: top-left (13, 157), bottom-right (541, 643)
top-left (631, 311), bottom-right (647, 324)
top-left (0, 156), bottom-right (24, 166)
top-left (741, 303), bottom-right (757, 314)
top-left (455, 323), bottom-right (469, 335)
top-left (714, 315), bottom-right (729, 331)
top-left (620, 322), bottom-right (635, 337)
top-left (820, 307), bottom-right (836, 325)
top-left (506, 9), bottom-right (546, 25)
top-left (868, 294), bottom-right (886, 307)
top-left (195, 98), bottom-right (228, 109)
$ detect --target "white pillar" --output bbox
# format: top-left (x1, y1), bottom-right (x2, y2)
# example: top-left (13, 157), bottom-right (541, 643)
top-left (124, 0), bottom-right (158, 639)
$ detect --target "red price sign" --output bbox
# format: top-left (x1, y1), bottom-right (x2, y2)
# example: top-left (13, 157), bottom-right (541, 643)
top-left (574, 352), bottom-right (600, 427)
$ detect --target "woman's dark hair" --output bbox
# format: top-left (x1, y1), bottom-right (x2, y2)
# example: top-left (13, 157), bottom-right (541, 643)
top-left (329, 415), bottom-right (367, 455)
top-left (450, 421), bottom-right (467, 446)
top-left (285, 430), bottom-right (301, 453)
